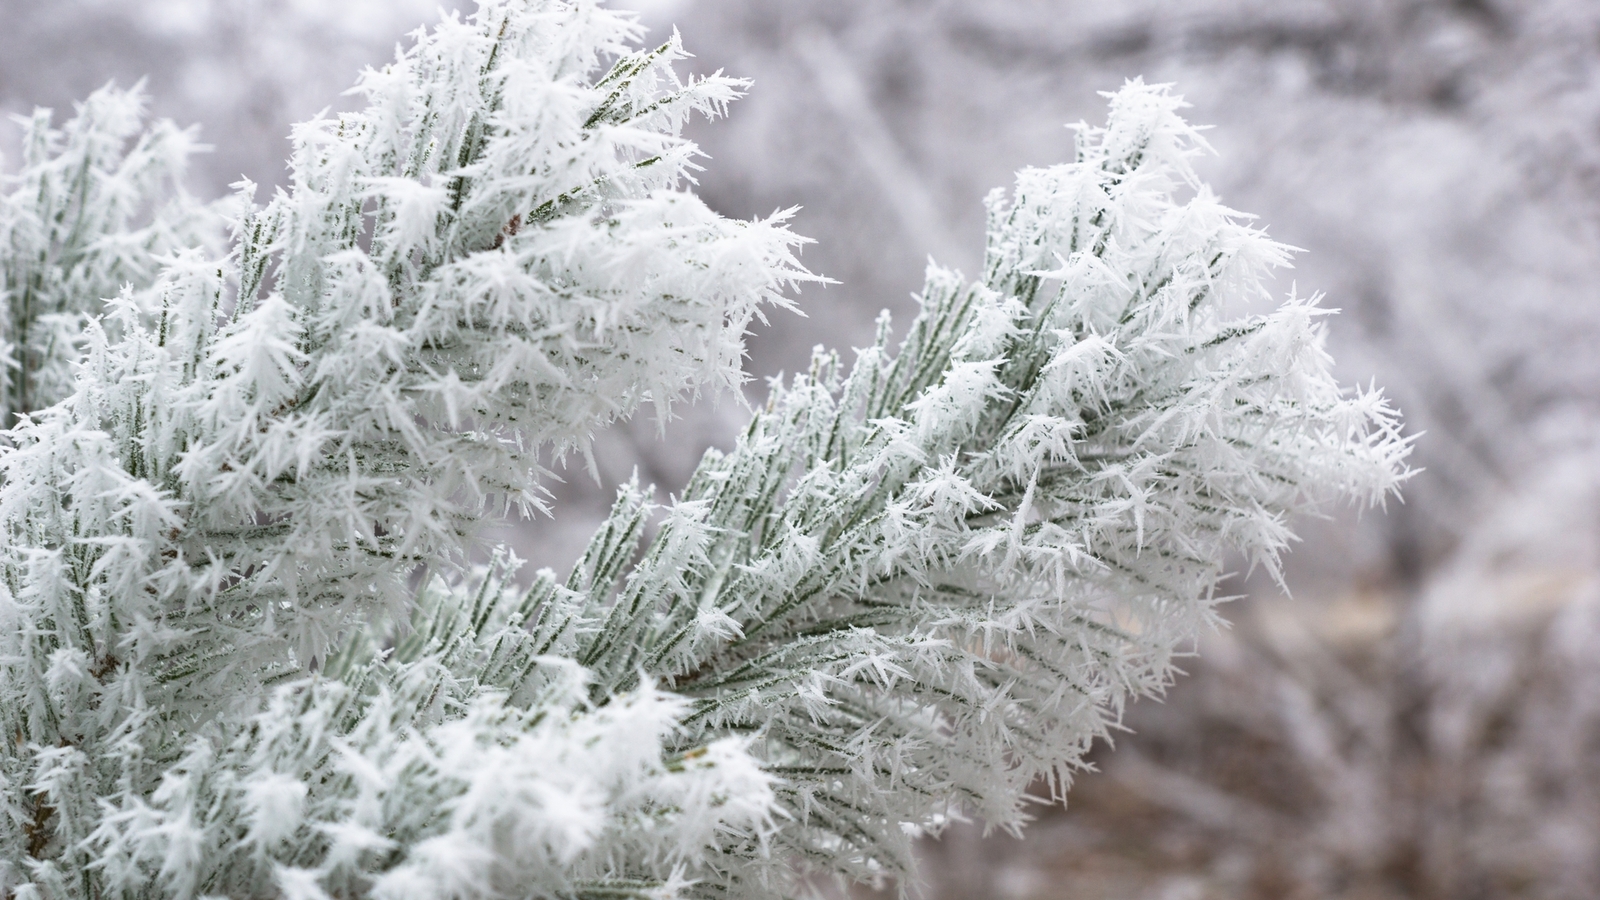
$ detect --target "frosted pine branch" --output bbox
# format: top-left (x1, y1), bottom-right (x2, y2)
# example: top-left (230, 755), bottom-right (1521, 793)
top-left (534, 79), bottom-right (1411, 893)
top-left (0, 2), bottom-right (1409, 899)
top-left (0, 83), bottom-right (216, 426)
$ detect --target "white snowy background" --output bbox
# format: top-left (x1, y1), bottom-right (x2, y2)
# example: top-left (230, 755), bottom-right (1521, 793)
top-left (6, 1), bottom-right (1600, 897)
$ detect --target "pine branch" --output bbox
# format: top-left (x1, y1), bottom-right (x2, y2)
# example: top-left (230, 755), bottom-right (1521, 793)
top-left (0, 3), bottom-right (1408, 899)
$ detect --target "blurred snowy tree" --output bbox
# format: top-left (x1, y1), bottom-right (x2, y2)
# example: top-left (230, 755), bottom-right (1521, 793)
top-left (0, 0), bottom-right (465, 193)
top-left (0, 84), bottom-right (216, 426)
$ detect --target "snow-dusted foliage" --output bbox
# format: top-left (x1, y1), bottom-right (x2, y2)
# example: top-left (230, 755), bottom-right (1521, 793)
top-left (0, 83), bottom-right (214, 425)
top-left (544, 82), bottom-right (1410, 891)
top-left (0, 1), bottom-right (1407, 897)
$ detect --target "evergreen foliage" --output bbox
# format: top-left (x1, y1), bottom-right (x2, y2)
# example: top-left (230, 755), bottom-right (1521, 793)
top-left (0, 84), bottom-right (214, 426)
top-left (0, 2), bottom-right (1409, 897)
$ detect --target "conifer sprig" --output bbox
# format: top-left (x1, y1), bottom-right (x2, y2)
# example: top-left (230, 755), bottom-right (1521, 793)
top-left (0, 2), bottom-right (808, 893)
top-left (0, 3), bottom-right (1408, 898)
top-left (0, 84), bottom-right (215, 427)
top-left (527, 79), bottom-right (1410, 892)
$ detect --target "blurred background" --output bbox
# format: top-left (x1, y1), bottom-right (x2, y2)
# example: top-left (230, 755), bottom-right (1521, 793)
top-left (7, 1), bottom-right (1600, 897)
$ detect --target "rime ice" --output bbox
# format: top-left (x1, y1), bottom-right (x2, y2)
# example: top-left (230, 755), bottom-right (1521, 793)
top-left (0, 3), bottom-right (1406, 898)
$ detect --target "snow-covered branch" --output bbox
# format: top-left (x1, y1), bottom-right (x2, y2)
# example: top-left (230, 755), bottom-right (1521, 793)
top-left (0, 3), bottom-right (1407, 898)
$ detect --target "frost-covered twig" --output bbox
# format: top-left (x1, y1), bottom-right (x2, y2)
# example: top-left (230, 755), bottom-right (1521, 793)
top-left (0, 3), bottom-right (1407, 898)
top-left (528, 79), bottom-right (1411, 892)
top-left (0, 83), bottom-right (214, 426)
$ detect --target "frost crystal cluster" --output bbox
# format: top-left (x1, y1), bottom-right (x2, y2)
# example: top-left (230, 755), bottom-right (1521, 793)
top-left (0, 2), bottom-right (1409, 898)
